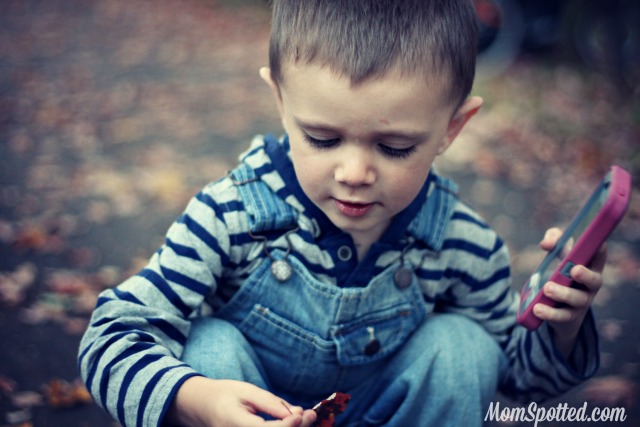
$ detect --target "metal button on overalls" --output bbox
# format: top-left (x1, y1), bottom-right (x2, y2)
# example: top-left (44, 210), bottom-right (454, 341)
top-left (364, 326), bottom-right (381, 356)
top-left (393, 267), bottom-right (413, 289)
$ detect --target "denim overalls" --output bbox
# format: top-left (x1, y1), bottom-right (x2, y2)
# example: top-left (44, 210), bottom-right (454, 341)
top-left (182, 159), bottom-right (506, 426)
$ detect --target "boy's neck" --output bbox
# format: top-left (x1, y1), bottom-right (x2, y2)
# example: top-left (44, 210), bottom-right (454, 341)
top-left (351, 228), bottom-right (383, 261)
top-left (354, 241), bottom-right (368, 262)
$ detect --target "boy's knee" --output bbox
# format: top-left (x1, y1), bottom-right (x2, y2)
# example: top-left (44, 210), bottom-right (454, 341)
top-left (181, 317), bottom-right (259, 379)
top-left (423, 314), bottom-right (506, 390)
top-left (186, 317), bottom-right (247, 351)
top-left (429, 313), bottom-right (498, 348)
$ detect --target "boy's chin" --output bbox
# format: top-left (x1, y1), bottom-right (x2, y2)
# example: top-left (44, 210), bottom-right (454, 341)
top-left (327, 214), bottom-right (390, 240)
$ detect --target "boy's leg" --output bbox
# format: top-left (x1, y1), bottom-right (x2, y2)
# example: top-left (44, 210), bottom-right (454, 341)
top-left (342, 313), bottom-right (507, 427)
top-left (181, 317), bottom-right (270, 390)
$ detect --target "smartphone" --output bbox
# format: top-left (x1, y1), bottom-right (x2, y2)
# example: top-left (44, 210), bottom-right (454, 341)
top-left (516, 165), bottom-right (632, 331)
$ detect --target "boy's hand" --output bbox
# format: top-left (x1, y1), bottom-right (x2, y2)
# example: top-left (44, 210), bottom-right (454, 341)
top-left (166, 377), bottom-right (317, 427)
top-left (533, 227), bottom-right (606, 358)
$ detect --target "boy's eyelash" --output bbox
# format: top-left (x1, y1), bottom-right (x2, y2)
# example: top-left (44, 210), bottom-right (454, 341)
top-left (302, 133), bottom-right (416, 159)
top-left (378, 144), bottom-right (416, 159)
top-left (303, 133), bottom-right (340, 149)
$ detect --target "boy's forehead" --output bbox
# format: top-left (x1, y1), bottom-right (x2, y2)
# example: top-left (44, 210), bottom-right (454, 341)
top-left (278, 61), bottom-right (456, 111)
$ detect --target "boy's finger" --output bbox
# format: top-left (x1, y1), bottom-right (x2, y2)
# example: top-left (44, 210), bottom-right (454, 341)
top-left (299, 409), bottom-right (318, 427)
top-left (533, 302), bottom-right (575, 323)
top-left (540, 227), bottom-right (563, 250)
top-left (587, 243), bottom-right (608, 273)
top-left (570, 265), bottom-right (603, 293)
top-left (257, 399), bottom-right (300, 421)
top-left (266, 413), bottom-right (303, 427)
top-left (239, 385), bottom-right (302, 421)
top-left (265, 410), bottom-right (316, 427)
top-left (543, 282), bottom-right (590, 309)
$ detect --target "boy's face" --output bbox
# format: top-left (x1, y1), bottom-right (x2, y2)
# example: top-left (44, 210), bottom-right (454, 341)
top-left (262, 63), bottom-right (481, 249)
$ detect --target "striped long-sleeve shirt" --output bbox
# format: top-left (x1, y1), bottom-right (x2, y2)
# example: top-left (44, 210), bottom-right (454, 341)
top-left (78, 135), bottom-right (599, 427)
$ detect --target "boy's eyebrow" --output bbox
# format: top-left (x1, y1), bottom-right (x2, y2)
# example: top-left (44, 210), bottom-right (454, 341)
top-left (294, 118), bottom-right (431, 142)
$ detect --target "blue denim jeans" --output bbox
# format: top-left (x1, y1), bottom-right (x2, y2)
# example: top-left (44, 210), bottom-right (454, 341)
top-left (181, 252), bottom-right (507, 426)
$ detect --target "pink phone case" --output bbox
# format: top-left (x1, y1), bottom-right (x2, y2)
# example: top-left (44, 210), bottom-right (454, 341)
top-left (516, 165), bottom-right (632, 331)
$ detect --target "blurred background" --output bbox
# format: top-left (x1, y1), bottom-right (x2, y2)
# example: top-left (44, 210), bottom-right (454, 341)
top-left (0, 0), bottom-right (638, 425)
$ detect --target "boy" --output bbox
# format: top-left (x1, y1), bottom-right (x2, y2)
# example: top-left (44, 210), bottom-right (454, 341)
top-left (79, 1), bottom-right (603, 426)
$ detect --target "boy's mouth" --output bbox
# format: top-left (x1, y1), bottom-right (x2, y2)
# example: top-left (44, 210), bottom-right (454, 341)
top-left (333, 199), bottom-right (375, 217)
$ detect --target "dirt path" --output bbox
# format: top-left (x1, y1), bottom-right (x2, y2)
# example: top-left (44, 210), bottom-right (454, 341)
top-left (1, 1), bottom-right (638, 426)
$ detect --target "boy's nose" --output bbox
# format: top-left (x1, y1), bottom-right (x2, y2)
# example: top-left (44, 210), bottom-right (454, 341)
top-left (334, 150), bottom-right (376, 187)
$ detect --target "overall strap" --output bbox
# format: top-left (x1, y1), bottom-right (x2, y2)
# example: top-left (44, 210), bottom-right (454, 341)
top-left (229, 161), bottom-right (298, 234)
top-left (407, 174), bottom-right (459, 252)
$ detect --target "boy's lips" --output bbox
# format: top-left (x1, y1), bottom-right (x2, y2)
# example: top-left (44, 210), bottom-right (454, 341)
top-left (333, 199), bottom-right (375, 217)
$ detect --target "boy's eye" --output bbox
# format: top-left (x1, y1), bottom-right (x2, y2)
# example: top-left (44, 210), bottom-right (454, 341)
top-left (302, 133), bottom-right (340, 149)
top-left (378, 144), bottom-right (416, 159)
top-left (302, 132), bottom-right (416, 159)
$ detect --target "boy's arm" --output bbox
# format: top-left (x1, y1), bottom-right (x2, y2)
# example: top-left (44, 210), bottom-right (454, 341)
top-left (532, 228), bottom-right (606, 359)
top-left (78, 183), bottom-right (232, 427)
top-left (498, 305), bottom-right (600, 403)
top-left (439, 222), bottom-right (599, 403)
top-left (501, 238), bottom-right (600, 403)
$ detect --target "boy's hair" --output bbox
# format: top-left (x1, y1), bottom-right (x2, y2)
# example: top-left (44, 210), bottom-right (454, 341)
top-left (268, 0), bottom-right (479, 108)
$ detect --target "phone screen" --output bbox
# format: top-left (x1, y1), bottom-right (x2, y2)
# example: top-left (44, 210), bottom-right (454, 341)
top-left (518, 172), bottom-right (612, 313)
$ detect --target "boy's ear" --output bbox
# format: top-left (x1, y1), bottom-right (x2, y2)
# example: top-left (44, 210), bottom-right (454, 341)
top-left (260, 67), bottom-right (285, 121)
top-left (438, 96), bottom-right (483, 154)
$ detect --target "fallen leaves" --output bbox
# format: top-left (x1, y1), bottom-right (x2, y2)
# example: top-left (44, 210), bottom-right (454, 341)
top-left (0, 263), bottom-right (37, 306)
top-left (43, 379), bottom-right (93, 409)
top-left (10, 392), bottom-right (43, 409)
top-left (599, 319), bottom-right (626, 342)
top-left (581, 375), bottom-right (638, 408)
top-left (13, 267), bottom-right (127, 335)
top-left (1, 376), bottom-right (93, 426)
top-left (0, 0), bottom-right (638, 426)
top-left (0, 377), bottom-right (17, 396)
